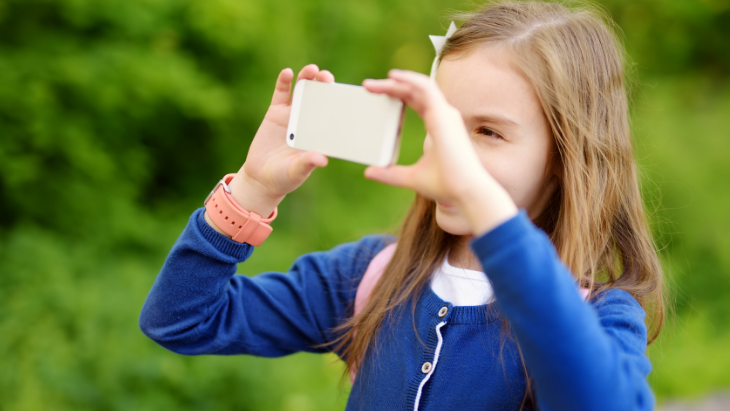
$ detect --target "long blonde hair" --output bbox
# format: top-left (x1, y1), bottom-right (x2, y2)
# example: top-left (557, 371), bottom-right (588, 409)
top-left (320, 0), bottom-right (664, 404)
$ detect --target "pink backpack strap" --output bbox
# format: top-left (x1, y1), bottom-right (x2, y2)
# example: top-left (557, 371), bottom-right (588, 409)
top-left (349, 242), bottom-right (397, 385)
top-left (354, 242), bottom-right (398, 317)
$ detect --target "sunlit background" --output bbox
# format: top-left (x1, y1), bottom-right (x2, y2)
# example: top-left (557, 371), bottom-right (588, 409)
top-left (1, 0), bottom-right (729, 409)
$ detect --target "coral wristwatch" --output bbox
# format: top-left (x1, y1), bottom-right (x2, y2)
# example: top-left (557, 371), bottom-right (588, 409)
top-left (204, 173), bottom-right (278, 246)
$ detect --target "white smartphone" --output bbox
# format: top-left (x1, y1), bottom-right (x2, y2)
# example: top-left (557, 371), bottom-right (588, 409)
top-left (286, 79), bottom-right (405, 167)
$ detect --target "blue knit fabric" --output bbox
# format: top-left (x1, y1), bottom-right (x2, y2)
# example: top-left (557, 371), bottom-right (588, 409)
top-left (139, 207), bottom-right (654, 411)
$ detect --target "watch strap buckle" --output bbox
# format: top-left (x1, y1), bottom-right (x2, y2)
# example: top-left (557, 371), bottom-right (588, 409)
top-left (204, 176), bottom-right (232, 207)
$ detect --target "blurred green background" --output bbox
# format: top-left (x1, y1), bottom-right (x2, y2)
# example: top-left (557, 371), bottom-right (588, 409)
top-left (1, 0), bottom-right (729, 409)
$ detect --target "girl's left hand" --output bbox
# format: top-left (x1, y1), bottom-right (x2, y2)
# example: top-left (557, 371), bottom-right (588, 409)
top-left (362, 69), bottom-right (517, 235)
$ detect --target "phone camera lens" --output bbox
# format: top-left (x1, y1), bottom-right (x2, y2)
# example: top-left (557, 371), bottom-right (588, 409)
top-left (289, 133), bottom-right (294, 140)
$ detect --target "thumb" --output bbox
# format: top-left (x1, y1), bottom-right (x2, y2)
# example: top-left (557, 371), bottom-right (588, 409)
top-left (291, 151), bottom-right (328, 179)
top-left (364, 165), bottom-right (413, 189)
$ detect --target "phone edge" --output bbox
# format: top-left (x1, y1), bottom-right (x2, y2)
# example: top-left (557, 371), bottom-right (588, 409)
top-left (286, 79), bottom-right (306, 148)
top-left (377, 99), bottom-right (406, 167)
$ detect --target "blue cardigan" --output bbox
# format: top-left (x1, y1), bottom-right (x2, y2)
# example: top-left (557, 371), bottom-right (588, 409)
top-left (139, 207), bottom-right (655, 411)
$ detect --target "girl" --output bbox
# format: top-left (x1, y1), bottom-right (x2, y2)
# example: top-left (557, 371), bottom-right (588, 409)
top-left (139, 1), bottom-right (664, 410)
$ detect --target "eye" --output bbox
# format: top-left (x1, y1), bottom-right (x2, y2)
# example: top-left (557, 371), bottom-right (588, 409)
top-left (477, 127), bottom-right (504, 140)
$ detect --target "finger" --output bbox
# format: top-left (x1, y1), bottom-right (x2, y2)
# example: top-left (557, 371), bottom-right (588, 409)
top-left (271, 68), bottom-right (294, 106)
top-left (362, 78), bottom-right (411, 97)
top-left (316, 69), bottom-right (335, 83)
top-left (387, 68), bottom-right (434, 89)
top-left (388, 69), bottom-right (450, 118)
top-left (296, 64), bottom-right (320, 84)
top-left (362, 78), bottom-right (414, 102)
top-left (364, 74), bottom-right (462, 142)
top-left (363, 164), bottom-right (414, 189)
top-left (363, 78), bottom-right (429, 116)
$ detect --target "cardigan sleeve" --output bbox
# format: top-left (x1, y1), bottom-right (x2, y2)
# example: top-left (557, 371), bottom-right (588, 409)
top-left (469, 210), bottom-right (655, 411)
top-left (139, 207), bottom-right (394, 357)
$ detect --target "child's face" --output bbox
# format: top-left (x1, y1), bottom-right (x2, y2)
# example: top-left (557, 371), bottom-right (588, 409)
top-left (432, 44), bottom-right (559, 237)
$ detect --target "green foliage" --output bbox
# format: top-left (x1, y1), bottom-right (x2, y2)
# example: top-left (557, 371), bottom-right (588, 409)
top-left (633, 76), bottom-right (730, 326)
top-left (602, 0), bottom-right (730, 76)
top-left (0, 0), bottom-right (729, 409)
top-left (633, 76), bottom-right (730, 401)
top-left (0, 224), bottom-right (354, 410)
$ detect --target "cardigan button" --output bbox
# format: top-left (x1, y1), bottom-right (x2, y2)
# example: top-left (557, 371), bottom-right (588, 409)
top-left (438, 306), bottom-right (448, 317)
top-left (421, 362), bottom-right (432, 374)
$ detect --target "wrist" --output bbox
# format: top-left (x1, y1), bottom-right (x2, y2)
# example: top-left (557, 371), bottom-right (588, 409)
top-left (204, 209), bottom-right (231, 238)
top-left (457, 176), bottom-right (518, 238)
top-left (203, 173), bottom-right (279, 246)
top-left (228, 172), bottom-right (285, 219)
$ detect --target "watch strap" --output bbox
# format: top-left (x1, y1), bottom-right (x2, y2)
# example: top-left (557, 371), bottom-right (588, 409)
top-left (204, 173), bottom-right (277, 246)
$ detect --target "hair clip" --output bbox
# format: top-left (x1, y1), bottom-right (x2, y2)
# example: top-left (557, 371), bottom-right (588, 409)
top-left (429, 21), bottom-right (458, 81)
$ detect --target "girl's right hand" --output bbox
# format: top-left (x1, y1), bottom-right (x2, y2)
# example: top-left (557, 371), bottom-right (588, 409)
top-left (229, 65), bottom-right (333, 215)
top-left (204, 65), bottom-right (333, 235)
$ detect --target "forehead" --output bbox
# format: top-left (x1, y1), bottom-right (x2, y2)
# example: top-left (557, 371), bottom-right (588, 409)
top-left (435, 45), bottom-right (542, 124)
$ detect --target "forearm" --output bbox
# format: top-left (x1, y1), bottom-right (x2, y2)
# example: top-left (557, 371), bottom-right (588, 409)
top-left (139, 208), bottom-right (254, 354)
top-left (139, 207), bottom-right (385, 358)
top-left (470, 213), bottom-right (654, 411)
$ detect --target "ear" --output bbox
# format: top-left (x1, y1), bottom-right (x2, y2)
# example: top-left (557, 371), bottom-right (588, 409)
top-left (548, 141), bottom-right (563, 181)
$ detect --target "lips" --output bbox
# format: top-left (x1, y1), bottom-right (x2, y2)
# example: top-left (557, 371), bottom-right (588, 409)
top-left (437, 201), bottom-right (454, 208)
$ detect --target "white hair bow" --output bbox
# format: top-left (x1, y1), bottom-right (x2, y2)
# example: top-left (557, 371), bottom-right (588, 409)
top-left (429, 21), bottom-right (458, 81)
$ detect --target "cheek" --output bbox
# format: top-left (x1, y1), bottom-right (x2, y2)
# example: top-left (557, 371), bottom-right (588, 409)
top-left (478, 146), bottom-right (551, 209)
